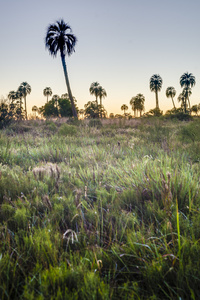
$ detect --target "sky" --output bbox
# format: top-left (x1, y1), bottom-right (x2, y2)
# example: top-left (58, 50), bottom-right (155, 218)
top-left (1, 0), bottom-right (200, 116)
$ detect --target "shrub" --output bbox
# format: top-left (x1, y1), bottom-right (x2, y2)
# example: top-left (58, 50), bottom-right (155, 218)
top-left (58, 123), bottom-right (77, 136)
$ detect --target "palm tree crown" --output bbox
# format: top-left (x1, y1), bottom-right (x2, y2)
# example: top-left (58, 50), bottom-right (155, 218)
top-left (8, 91), bottom-right (16, 103)
top-left (180, 72), bottom-right (196, 89)
top-left (121, 104), bottom-right (128, 115)
top-left (43, 87), bottom-right (52, 103)
top-left (89, 82), bottom-right (100, 103)
top-left (166, 86), bottom-right (176, 109)
top-left (150, 74), bottom-right (163, 109)
top-left (45, 20), bottom-right (77, 57)
top-left (45, 19), bottom-right (78, 117)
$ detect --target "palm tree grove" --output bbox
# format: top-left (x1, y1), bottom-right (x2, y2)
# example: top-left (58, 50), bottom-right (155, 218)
top-left (0, 18), bottom-right (200, 300)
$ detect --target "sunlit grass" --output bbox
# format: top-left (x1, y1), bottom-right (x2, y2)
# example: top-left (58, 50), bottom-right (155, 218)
top-left (0, 117), bottom-right (199, 299)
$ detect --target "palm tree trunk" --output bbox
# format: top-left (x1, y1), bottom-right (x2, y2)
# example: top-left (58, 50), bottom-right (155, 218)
top-left (60, 53), bottom-right (77, 118)
top-left (20, 98), bottom-right (22, 120)
top-left (171, 97), bottom-right (176, 109)
top-left (24, 96), bottom-right (27, 120)
top-left (155, 90), bottom-right (159, 109)
top-left (100, 97), bottom-right (102, 118)
top-left (188, 96), bottom-right (191, 114)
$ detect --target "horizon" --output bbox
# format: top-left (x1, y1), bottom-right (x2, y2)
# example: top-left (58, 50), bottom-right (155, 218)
top-left (1, 0), bottom-right (200, 116)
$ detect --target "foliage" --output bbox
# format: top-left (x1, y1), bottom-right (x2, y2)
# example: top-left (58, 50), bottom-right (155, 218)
top-left (84, 101), bottom-right (106, 119)
top-left (145, 107), bottom-right (163, 116)
top-left (40, 97), bottom-right (73, 118)
top-left (58, 123), bottom-right (77, 136)
top-left (0, 99), bottom-right (24, 128)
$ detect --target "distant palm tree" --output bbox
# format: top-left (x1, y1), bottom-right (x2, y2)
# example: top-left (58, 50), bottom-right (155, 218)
top-left (180, 72), bottom-right (196, 111)
top-left (43, 87), bottom-right (52, 103)
top-left (19, 82), bottom-right (31, 120)
top-left (121, 104), bottom-right (128, 116)
top-left (52, 95), bottom-right (60, 111)
top-left (89, 82), bottom-right (100, 104)
top-left (98, 86), bottom-right (107, 118)
top-left (79, 108), bottom-right (84, 119)
top-left (130, 94), bottom-right (145, 117)
top-left (45, 19), bottom-right (77, 117)
top-left (16, 88), bottom-right (24, 119)
top-left (32, 105), bottom-right (38, 118)
top-left (166, 87), bottom-right (176, 109)
top-left (178, 92), bottom-right (187, 113)
top-left (8, 91), bottom-right (16, 104)
top-left (150, 74), bottom-right (163, 109)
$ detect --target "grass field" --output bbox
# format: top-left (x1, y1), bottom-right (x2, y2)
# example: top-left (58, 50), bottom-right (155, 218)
top-left (0, 117), bottom-right (200, 299)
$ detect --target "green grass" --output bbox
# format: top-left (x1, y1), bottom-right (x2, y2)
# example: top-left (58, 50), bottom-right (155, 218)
top-left (0, 117), bottom-right (200, 299)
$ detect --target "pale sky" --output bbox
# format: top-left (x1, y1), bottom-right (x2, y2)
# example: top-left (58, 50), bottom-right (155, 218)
top-left (1, 0), bottom-right (200, 116)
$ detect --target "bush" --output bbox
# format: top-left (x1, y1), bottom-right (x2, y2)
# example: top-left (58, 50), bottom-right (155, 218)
top-left (58, 123), bottom-right (77, 136)
top-left (165, 111), bottom-right (193, 121)
top-left (45, 121), bottom-right (57, 132)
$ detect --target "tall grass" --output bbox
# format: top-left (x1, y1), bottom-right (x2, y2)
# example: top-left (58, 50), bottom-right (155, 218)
top-left (0, 118), bottom-right (199, 299)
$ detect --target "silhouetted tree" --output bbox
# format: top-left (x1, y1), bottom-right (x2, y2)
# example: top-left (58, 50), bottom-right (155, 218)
top-left (191, 104), bottom-right (198, 116)
top-left (150, 74), bottom-right (163, 109)
top-left (180, 72), bottom-right (196, 111)
top-left (178, 92), bottom-right (187, 113)
top-left (19, 82), bottom-right (31, 119)
top-left (32, 105), bottom-right (38, 118)
top-left (89, 82), bottom-right (100, 104)
top-left (16, 88), bottom-right (24, 119)
top-left (121, 104), bottom-right (128, 116)
top-left (43, 87), bottom-right (52, 103)
top-left (166, 87), bottom-right (176, 109)
top-left (98, 86), bottom-right (107, 118)
top-left (45, 19), bottom-right (77, 117)
top-left (8, 91), bottom-right (16, 104)
top-left (84, 101), bottom-right (106, 118)
top-left (58, 97), bottom-right (73, 117)
top-left (130, 94), bottom-right (145, 117)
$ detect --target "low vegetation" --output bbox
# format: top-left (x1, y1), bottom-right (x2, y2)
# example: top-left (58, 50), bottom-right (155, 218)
top-left (0, 117), bottom-right (200, 299)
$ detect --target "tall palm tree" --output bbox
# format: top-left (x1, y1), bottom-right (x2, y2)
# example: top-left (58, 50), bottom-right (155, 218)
top-left (180, 72), bottom-right (196, 111)
top-left (98, 86), bottom-right (107, 118)
top-left (45, 19), bottom-right (78, 117)
top-left (149, 74), bottom-right (163, 109)
top-left (166, 87), bottom-right (176, 109)
top-left (121, 104), bottom-right (128, 116)
top-left (89, 82), bottom-right (100, 104)
top-left (19, 82), bottom-right (31, 119)
top-left (43, 87), bottom-right (52, 103)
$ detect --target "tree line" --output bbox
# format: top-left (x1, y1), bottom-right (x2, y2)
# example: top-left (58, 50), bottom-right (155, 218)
top-left (1, 19), bottom-right (200, 127)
